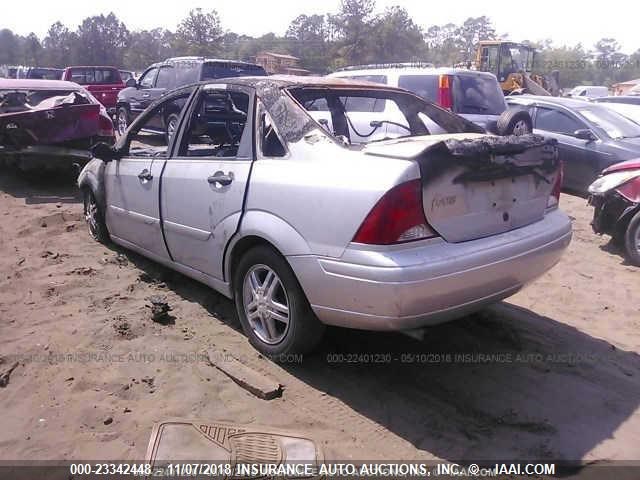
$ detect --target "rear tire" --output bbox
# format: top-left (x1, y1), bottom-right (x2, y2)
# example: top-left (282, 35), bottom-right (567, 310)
top-left (624, 210), bottom-right (640, 266)
top-left (497, 109), bottom-right (533, 136)
top-left (233, 245), bottom-right (325, 358)
top-left (83, 189), bottom-right (109, 244)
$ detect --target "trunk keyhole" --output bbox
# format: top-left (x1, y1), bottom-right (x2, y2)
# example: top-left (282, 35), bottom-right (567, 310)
top-left (503, 212), bottom-right (510, 222)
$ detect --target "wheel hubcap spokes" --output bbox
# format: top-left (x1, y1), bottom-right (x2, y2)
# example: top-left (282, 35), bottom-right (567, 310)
top-left (118, 114), bottom-right (127, 135)
top-left (85, 198), bottom-right (98, 236)
top-left (243, 265), bottom-right (290, 345)
top-left (513, 120), bottom-right (529, 135)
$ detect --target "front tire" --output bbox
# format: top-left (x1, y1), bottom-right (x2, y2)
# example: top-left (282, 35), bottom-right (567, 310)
top-left (116, 107), bottom-right (129, 137)
top-left (233, 246), bottom-right (325, 358)
top-left (83, 189), bottom-right (109, 244)
top-left (624, 210), bottom-right (640, 266)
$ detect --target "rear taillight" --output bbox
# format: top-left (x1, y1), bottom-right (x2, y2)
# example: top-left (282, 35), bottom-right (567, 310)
top-left (98, 114), bottom-right (114, 137)
top-left (438, 74), bottom-right (453, 110)
top-left (353, 179), bottom-right (438, 245)
top-left (547, 161), bottom-right (563, 209)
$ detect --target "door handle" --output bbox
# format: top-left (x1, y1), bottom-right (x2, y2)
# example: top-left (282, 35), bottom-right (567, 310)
top-left (141, 93), bottom-right (150, 98)
top-left (138, 169), bottom-right (153, 181)
top-left (207, 171), bottom-right (233, 186)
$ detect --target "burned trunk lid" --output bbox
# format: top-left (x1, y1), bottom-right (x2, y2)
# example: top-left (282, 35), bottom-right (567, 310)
top-left (364, 134), bottom-right (560, 243)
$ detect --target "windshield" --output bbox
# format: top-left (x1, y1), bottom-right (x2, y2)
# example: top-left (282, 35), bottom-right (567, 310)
top-left (578, 106), bottom-right (640, 139)
top-left (289, 87), bottom-right (482, 146)
top-left (599, 104), bottom-right (640, 125)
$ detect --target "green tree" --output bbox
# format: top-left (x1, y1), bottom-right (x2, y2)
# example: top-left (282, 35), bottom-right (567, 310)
top-left (176, 8), bottom-right (223, 56)
top-left (43, 22), bottom-right (74, 67)
top-left (330, 0), bottom-right (377, 66)
top-left (368, 6), bottom-right (425, 63)
top-left (22, 33), bottom-right (42, 65)
top-left (75, 13), bottom-right (129, 65)
top-left (286, 14), bottom-right (331, 72)
top-left (457, 16), bottom-right (496, 64)
top-left (0, 29), bottom-right (21, 65)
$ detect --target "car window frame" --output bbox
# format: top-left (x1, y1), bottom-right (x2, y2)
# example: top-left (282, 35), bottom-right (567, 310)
top-left (255, 99), bottom-right (289, 159)
top-left (116, 86), bottom-right (199, 157)
top-left (171, 84), bottom-right (256, 162)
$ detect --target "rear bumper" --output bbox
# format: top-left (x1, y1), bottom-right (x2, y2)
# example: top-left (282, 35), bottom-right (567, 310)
top-left (288, 209), bottom-right (572, 330)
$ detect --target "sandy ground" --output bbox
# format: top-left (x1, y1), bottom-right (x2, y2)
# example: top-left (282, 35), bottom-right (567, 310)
top-left (0, 168), bottom-right (639, 466)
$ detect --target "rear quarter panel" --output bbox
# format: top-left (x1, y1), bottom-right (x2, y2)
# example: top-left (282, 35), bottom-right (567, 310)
top-left (242, 128), bottom-right (420, 258)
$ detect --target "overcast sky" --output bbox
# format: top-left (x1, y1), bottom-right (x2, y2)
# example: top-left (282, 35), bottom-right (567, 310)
top-left (3, 0), bottom-right (638, 53)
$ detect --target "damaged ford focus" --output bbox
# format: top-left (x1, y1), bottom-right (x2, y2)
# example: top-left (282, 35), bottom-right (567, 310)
top-left (78, 76), bottom-right (572, 357)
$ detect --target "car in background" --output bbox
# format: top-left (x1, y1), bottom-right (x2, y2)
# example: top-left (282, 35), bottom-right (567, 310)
top-left (328, 65), bottom-right (510, 131)
top-left (506, 95), bottom-right (640, 193)
top-left (62, 66), bottom-right (125, 114)
top-left (81, 76), bottom-right (570, 356)
top-left (0, 79), bottom-right (114, 172)
top-left (589, 158), bottom-right (640, 265)
top-left (593, 96), bottom-right (640, 124)
top-left (19, 67), bottom-right (64, 80)
top-left (119, 70), bottom-right (136, 83)
top-left (115, 57), bottom-right (267, 137)
top-left (566, 85), bottom-right (609, 99)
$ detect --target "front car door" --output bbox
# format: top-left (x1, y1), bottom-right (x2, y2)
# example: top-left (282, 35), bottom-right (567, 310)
top-left (130, 67), bottom-right (159, 118)
top-left (160, 84), bottom-right (255, 281)
top-left (104, 88), bottom-right (195, 260)
top-left (533, 105), bottom-right (601, 192)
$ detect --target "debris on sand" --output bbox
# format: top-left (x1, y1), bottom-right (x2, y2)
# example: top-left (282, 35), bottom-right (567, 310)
top-left (102, 253), bottom-right (128, 266)
top-left (205, 349), bottom-right (282, 400)
top-left (103, 416), bottom-right (113, 426)
top-left (0, 362), bottom-right (19, 388)
top-left (146, 296), bottom-right (174, 325)
top-left (68, 266), bottom-right (96, 276)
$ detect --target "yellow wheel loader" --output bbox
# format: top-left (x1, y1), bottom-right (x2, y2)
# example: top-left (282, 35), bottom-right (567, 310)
top-left (475, 41), bottom-right (560, 96)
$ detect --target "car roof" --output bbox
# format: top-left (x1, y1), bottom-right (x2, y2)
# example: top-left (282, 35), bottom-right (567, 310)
top-left (149, 57), bottom-right (263, 68)
top-left (329, 67), bottom-right (497, 79)
top-left (506, 95), bottom-right (602, 109)
top-left (595, 96), bottom-right (640, 103)
top-left (0, 79), bottom-right (82, 90)
top-left (65, 66), bottom-right (119, 70)
top-left (197, 75), bottom-right (415, 92)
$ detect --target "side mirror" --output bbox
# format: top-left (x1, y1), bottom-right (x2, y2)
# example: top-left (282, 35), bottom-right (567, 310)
top-left (574, 129), bottom-right (596, 142)
top-left (91, 142), bottom-right (120, 162)
top-left (125, 78), bottom-right (137, 88)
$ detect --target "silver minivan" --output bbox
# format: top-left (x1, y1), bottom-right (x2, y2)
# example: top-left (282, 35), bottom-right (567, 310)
top-left (328, 65), bottom-right (508, 130)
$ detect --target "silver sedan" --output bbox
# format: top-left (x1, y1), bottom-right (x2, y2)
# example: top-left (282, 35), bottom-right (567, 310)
top-left (79, 76), bottom-right (572, 357)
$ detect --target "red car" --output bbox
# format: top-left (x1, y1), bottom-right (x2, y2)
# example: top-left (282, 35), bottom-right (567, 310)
top-left (0, 79), bottom-right (114, 172)
top-left (62, 66), bottom-right (125, 114)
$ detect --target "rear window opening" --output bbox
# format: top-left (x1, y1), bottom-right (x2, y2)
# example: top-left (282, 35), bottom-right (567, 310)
top-left (288, 87), bottom-right (482, 146)
top-left (68, 68), bottom-right (122, 85)
top-left (452, 75), bottom-right (505, 116)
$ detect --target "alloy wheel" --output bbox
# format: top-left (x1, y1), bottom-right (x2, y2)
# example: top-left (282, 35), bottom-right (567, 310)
top-left (242, 264), bottom-right (290, 345)
top-left (512, 119), bottom-right (530, 135)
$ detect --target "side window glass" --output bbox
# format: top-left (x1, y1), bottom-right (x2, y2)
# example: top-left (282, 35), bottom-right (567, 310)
top-left (155, 67), bottom-right (175, 90)
top-left (126, 92), bottom-right (192, 158)
top-left (139, 68), bottom-right (158, 89)
top-left (535, 107), bottom-right (581, 135)
top-left (259, 107), bottom-right (286, 157)
top-left (179, 90), bottom-right (249, 158)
